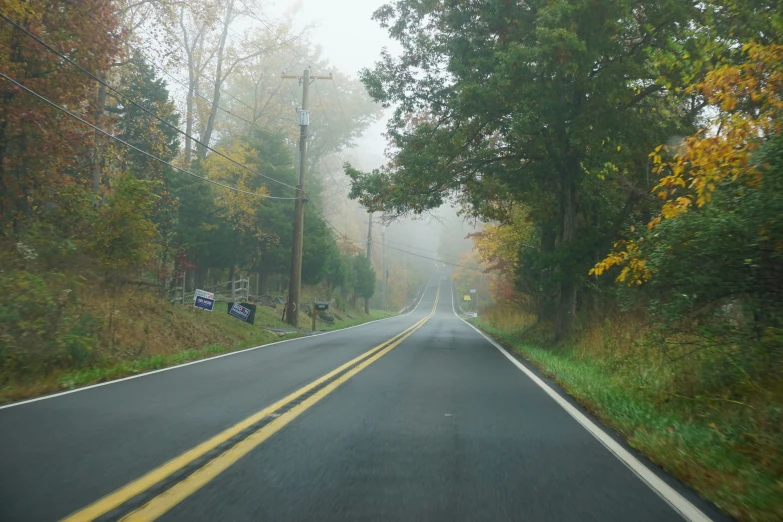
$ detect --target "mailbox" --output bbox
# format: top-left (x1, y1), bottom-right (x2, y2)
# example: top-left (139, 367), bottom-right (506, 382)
top-left (315, 302), bottom-right (329, 311)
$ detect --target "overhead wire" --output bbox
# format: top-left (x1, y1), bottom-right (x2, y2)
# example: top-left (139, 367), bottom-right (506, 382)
top-left (235, 0), bottom-right (320, 69)
top-left (0, 13), bottom-right (300, 195)
top-left (233, 0), bottom-right (355, 141)
top-left (63, 0), bottom-right (275, 133)
top-left (0, 71), bottom-right (297, 200)
top-left (62, 1), bottom-right (472, 268)
top-left (306, 201), bottom-right (482, 271)
top-left (330, 78), bottom-right (354, 138)
top-left (110, 0), bottom-right (275, 120)
top-left (304, 90), bottom-right (478, 269)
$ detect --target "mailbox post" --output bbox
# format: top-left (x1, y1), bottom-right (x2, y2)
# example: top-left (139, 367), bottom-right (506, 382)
top-left (312, 300), bottom-right (329, 331)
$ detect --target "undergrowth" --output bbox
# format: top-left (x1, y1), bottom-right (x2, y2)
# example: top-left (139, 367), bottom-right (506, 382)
top-left (0, 265), bottom-right (390, 403)
top-left (473, 304), bottom-right (783, 522)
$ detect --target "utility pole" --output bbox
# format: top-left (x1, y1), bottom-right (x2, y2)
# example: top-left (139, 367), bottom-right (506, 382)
top-left (365, 211), bottom-right (373, 314)
top-left (382, 226), bottom-right (387, 311)
top-left (404, 251), bottom-right (407, 305)
top-left (282, 68), bottom-right (333, 326)
top-left (366, 211), bottom-right (373, 258)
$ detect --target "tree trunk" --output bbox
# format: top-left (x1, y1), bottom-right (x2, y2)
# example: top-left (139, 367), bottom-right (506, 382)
top-left (364, 296), bottom-right (369, 315)
top-left (554, 175), bottom-right (578, 341)
top-left (195, 264), bottom-right (207, 291)
top-left (184, 64), bottom-right (194, 166)
top-left (92, 83), bottom-right (106, 194)
top-left (537, 221), bottom-right (557, 323)
top-left (199, 0), bottom-right (233, 159)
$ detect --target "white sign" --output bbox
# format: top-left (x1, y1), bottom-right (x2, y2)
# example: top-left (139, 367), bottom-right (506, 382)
top-left (470, 289), bottom-right (476, 293)
top-left (297, 109), bottom-right (310, 126)
top-left (466, 312), bottom-right (478, 318)
top-left (194, 289), bottom-right (214, 301)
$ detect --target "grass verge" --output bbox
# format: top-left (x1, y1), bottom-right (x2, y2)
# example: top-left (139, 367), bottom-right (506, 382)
top-left (472, 315), bottom-right (782, 522)
top-left (319, 309), bottom-right (397, 330)
top-left (1, 296), bottom-right (395, 404)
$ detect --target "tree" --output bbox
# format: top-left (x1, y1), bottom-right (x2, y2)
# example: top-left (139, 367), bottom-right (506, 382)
top-left (174, 1), bottom-right (218, 166)
top-left (0, 0), bottom-right (120, 232)
top-left (470, 205), bottom-right (533, 307)
top-left (594, 44), bottom-right (783, 284)
top-left (348, 0), bottom-right (700, 338)
top-left (111, 53), bottom-right (180, 264)
top-left (353, 254), bottom-right (376, 314)
top-left (90, 173), bottom-right (159, 276)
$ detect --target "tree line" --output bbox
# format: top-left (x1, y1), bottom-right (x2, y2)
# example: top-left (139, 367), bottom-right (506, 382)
top-left (347, 0), bottom-right (783, 348)
top-left (0, 0), bottom-right (382, 309)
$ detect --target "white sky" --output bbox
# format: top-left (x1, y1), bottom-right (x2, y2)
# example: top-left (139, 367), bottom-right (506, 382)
top-left (268, 0), bottom-right (397, 169)
top-left (267, 1), bottom-right (477, 251)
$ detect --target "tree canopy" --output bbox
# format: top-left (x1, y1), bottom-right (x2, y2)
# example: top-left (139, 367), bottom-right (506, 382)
top-left (347, 0), bottom-right (782, 337)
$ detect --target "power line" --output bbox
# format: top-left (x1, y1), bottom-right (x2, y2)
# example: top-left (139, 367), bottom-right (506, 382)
top-left (233, 0), bottom-right (355, 140)
top-left (64, 0), bottom-right (264, 132)
top-left (114, 0), bottom-right (272, 121)
top-left (235, 0), bottom-right (320, 69)
top-left (381, 236), bottom-right (446, 256)
top-left (0, 71), bottom-right (297, 200)
top-left (330, 79), bottom-right (353, 138)
top-left (306, 201), bottom-right (482, 271)
top-left (64, 2), bottom-right (348, 200)
top-left (0, 13), bottom-right (300, 195)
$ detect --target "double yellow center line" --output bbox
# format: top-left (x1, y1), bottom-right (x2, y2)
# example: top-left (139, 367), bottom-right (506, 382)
top-left (63, 285), bottom-right (440, 521)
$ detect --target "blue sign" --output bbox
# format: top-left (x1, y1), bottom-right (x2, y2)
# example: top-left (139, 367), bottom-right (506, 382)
top-left (194, 295), bottom-right (215, 311)
top-left (228, 302), bottom-right (256, 324)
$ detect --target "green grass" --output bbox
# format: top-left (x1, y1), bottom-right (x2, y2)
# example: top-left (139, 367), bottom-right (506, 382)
top-left (55, 340), bottom-right (287, 390)
top-left (1, 298), bottom-right (396, 404)
top-left (319, 308), bottom-right (396, 330)
top-left (473, 317), bottom-right (783, 522)
top-left (50, 306), bottom-right (394, 394)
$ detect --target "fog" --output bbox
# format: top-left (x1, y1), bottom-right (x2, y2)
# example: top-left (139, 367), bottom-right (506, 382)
top-left (263, 0), bottom-right (479, 265)
top-left (269, 0), bottom-right (397, 171)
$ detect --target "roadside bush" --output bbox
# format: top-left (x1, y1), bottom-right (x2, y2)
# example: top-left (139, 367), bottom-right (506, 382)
top-left (0, 267), bottom-right (95, 378)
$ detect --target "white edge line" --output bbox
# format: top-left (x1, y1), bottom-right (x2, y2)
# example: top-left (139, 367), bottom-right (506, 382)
top-left (0, 281), bottom-right (432, 411)
top-left (448, 283), bottom-right (713, 522)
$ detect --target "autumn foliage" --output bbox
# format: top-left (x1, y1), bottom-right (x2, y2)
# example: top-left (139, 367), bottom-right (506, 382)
top-left (0, 0), bottom-right (119, 228)
top-left (593, 43), bottom-right (783, 285)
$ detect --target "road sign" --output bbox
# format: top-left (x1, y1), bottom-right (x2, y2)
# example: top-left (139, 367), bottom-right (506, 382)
top-left (466, 312), bottom-right (478, 318)
top-left (194, 295), bottom-right (215, 311)
top-left (470, 289), bottom-right (476, 294)
top-left (228, 302), bottom-right (256, 324)
top-left (315, 302), bottom-right (329, 311)
top-left (464, 295), bottom-right (471, 301)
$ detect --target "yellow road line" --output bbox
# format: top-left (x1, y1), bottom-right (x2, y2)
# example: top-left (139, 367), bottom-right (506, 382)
top-left (62, 284), bottom-right (440, 522)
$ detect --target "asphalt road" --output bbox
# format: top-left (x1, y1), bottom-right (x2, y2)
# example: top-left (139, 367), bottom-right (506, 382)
top-left (0, 277), bottom-right (729, 522)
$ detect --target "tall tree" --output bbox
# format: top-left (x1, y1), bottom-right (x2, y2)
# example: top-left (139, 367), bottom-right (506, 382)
top-left (348, 0), bottom-right (700, 338)
top-left (175, 1), bottom-right (217, 166)
top-left (0, 0), bottom-right (119, 231)
top-left (353, 254), bottom-right (376, 314)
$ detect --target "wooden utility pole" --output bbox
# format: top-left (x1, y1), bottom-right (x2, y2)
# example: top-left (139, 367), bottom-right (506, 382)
top-left (365, 212), bottom-right (373, 314)
top-left (282, 68), bottom-right (332, 326)
top-left (404, 251), bottom-right (407, 305)
top-left (382, 226), bottom-right (387, 311)
top-left (366, 211), bottom-right (373, 258)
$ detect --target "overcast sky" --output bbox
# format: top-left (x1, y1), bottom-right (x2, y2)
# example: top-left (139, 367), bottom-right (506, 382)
top-left (269, 0), bottom-right (397, 169)
top-left (267, 1), bottom-right (477, 250)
